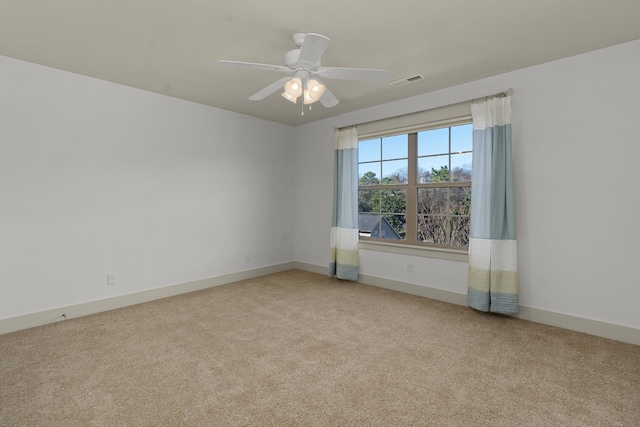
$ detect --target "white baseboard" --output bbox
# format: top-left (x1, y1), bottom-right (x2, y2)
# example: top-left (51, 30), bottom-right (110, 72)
top-left (4, 261), bottom-right (638, 346)
top-left (293, 261), bottom-right (329, 275)
top-left (515, 306), bottom-right (640, 346)
top-left (0, 262), bottom-right (294, 335)
top-left (294, 261), bottom-right (468, 306)
top-left (293, 262), bottom-right (640, 346)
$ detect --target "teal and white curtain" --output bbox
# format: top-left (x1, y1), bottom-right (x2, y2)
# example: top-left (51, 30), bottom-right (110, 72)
top-left (467, 92), bottom-right (519, 314)
top-left (329, 127), bottom-right (359, 281)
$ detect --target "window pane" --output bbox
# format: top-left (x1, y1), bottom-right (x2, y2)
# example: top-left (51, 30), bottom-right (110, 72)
top-left (451, 153), bottom-right (472, 182)
top-left (417, 188), bottom-right (448, 214)
top-left (358, 189), bottom-right (379, 213)
top-left (358, 189), bottom-right (406, 241)
top-left (383, 214), bottom-right (406, 240)
top-left (450, 187), bottom-right (471, 216)
top-left (418, 128), bottom-right (449, 156)
top-left (379, 189), bottom-right (406, 215)
top-left (417, 215), bottom-right (469, 246)
top-left (382, 134), bottom-right (408, 160)
top-left (358, 212), bottom-right (405, 240)
top-left (380, 188), bottom-right (406, 240)
top-left (359, 163), bottom-right (381, 185)
top-left (451, 124), bottom-right (473, 153)
top-left (359, 138), bottom-right (380, 162)
top-left (382, 159), bottom-right (408, 184)
top-left (449, 215), bottom-right (470, 246)
top-left (417, 156), bottom-right (449, 183)
top-left (358, 212), bottom-right (379, 238)
top-left (417, 215), bottom-right (448, 244)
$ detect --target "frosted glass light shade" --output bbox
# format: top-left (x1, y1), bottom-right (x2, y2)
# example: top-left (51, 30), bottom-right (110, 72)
top-left (303, 90), bottom-right (319, 104)
top-left (284, 77), bottom-right (303, 98)
top-left (306, 79), bottom-right (325, 100)
top-left (281, 91), bottom-right (297, 103)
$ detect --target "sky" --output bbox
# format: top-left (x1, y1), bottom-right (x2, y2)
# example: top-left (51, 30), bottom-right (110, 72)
top-left (358, 123), bottom-right (472, 181)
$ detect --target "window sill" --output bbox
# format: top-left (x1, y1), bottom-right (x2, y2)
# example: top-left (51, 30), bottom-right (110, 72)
top-left (359, 240), bottom-right (468, 263)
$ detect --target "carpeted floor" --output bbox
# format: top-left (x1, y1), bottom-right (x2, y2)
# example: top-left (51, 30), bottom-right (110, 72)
top-left (1, 269), bottom-right (639, 426)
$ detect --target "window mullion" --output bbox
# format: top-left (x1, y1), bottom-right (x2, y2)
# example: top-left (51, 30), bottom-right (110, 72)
top-left (405, 133), bottom-right (418, 244)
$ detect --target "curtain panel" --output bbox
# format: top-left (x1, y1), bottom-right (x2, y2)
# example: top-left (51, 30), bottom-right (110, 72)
top-left (467, 93), bottom-right (519, 314)
top-left (329, 127), bottom-right (359, 281)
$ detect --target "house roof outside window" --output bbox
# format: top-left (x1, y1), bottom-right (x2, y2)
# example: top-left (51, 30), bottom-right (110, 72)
top-left (358, 213), bottom-right (402, 240)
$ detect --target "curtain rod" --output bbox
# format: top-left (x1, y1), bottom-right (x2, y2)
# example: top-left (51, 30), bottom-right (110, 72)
top-left (472, 88), bottom-right (514, 103)
top-left (336, 88), bottom-right (513, 132)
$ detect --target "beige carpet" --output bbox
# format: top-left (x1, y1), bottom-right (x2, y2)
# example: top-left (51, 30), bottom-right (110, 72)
top-left (1, 270), bottom-right (639, 426)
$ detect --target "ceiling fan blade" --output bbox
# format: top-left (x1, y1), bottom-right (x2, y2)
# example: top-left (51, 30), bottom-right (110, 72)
top-left (249, 77), bottom-right (291, 101)
top-left (217, 60), bottom-right (290, 73)
top-left (317, 67), bottom-right (388, 82)
top-left (319, 87), bottom-right (339, 108)
top-left (298, 33), bottom-right (331, 67)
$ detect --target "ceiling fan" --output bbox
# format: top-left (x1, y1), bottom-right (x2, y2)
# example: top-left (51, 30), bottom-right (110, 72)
top-left (217, 33), bottom-right (388, 112)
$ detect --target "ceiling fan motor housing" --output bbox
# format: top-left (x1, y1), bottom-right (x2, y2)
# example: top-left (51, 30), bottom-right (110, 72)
top-left (292, 33), bottom-right (307, 48)
top-left (284, 49), bottom-right (302, 69)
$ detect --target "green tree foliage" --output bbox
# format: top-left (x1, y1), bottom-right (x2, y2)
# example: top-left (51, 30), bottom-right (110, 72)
top-left (359, 171), bottom-right (379, 186)
top-left (358, 171), bottom-right (379, 213)
top-left (358, 171), bottom-right (406, 237)
top-left (431, 165), bottom-right (450, 182)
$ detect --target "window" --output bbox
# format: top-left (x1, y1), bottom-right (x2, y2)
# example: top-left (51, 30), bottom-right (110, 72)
top-left (358, 121), bottom-right (472, 250)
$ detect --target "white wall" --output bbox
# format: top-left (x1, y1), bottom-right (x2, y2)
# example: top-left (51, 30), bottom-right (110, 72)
top-left (293, 40), bottom-right (640, 331)
top-left (0, 56), bottom-right (294, 320)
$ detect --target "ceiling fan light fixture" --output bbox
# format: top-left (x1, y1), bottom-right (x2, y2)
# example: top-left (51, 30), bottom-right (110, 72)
top-left (303, 89), bottom-right (318, 105)
top-left (307, 79), bottom-right (326, 100)
top-left (284, 77), bottom-right (303, 98)
top-left (218, 32), bottom-right (387, 112)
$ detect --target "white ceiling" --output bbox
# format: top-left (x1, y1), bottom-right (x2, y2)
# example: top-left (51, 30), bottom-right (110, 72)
top-left (1, 1), bottom-right (640, 126)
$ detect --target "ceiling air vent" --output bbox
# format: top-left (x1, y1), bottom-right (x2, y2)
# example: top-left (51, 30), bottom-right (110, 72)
top-left (389, 74), bottom-right (425, 88)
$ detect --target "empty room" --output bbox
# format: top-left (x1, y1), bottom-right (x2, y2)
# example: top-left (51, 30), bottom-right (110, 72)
top-left (1, 1), bottom-right (639, 425)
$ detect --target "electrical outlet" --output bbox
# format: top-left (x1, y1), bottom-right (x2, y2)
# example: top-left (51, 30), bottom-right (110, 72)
top-left (107, 273), bottom-right (117, 286)
top-left (245, 253), bottom-right (252, 262)
top-left (406, 263), bottom-right (414, 273)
